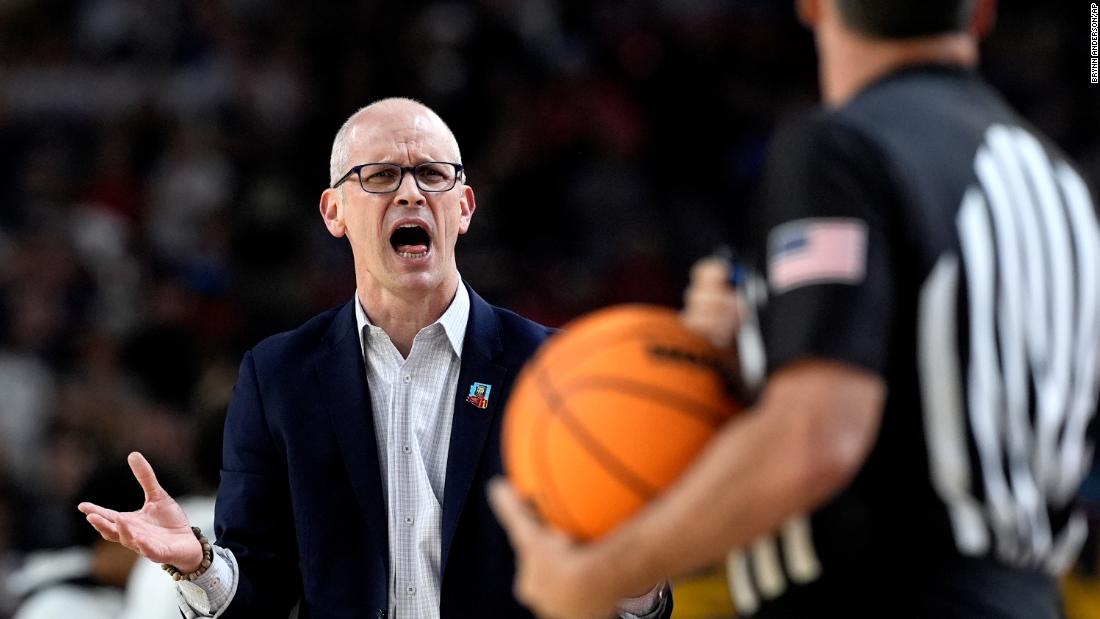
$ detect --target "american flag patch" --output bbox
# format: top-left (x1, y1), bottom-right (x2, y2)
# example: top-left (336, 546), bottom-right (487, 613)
top-left (767, 218), bottom-right (868, 293)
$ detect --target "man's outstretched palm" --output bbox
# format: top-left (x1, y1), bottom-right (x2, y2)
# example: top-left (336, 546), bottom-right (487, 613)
top-left (78, 451), bottom-right (204, 572)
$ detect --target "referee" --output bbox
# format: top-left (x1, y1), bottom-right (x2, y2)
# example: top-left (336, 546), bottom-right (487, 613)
top-left (491, 0), bottom-right (1100, 617)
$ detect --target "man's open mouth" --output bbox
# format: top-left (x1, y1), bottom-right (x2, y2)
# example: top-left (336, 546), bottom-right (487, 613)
top-left (390, 223), bottom-right (431, 259)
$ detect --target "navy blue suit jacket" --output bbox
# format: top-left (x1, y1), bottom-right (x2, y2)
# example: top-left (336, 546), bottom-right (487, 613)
top-left (214, 283), bottom-right (554, 618)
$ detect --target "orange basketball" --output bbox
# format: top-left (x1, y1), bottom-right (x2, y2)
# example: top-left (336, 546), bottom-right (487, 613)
top-left (503, 304), bottom-right (743, 541)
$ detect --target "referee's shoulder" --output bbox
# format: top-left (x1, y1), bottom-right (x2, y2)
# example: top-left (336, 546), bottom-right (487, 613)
top-left (767, 108), bottom-right (880, 167)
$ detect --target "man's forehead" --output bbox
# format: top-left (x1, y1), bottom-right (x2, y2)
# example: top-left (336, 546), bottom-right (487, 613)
top-left (347, 111), bottom-right (457, 159)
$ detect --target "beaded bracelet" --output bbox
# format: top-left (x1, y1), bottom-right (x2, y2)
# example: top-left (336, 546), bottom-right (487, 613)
top-left (162, 527), bottom-right (214, 582)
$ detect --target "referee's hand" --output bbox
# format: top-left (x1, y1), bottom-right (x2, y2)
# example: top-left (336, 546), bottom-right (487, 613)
top-left (77, 452), bottom-right (204, 574)
top-left (681, 256), bottom-right (744, 351)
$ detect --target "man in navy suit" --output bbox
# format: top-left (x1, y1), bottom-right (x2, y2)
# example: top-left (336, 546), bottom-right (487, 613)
top-left (79, 98), bottom-right (669, 618)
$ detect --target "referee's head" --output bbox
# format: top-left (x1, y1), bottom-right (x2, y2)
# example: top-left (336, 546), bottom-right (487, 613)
top-left (799, 0), bottom-right (996, 41)
top-left (834, 0), bottom-right (979, 39)
top-left (799, 0), bottom-right (996, 105)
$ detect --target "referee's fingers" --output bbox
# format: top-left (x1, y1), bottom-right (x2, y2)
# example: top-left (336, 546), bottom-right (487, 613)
top-left (684, 285), bottom-right (738, 309)
top-left (488, 478), bottom-right (539, 551)
top-left (690, 257), bottom-right (732, 287)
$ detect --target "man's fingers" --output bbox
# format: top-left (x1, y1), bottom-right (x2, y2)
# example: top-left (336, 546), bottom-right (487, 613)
top-left (685, 258), bottom-right (738, 327)
top-left (684, 287), bottom-right (738, 312)
top-left (78, 502), bottom-right (120, 522)
top-left (86, 513), bottom-right (121, 542)
top-left (488, 478), bottom-right (541, 550)
top-left (683, 284), bottom-right (741, 348)
top-left (127, 451), bottom-right (166, 503)
top-left (690, 257), bottom-right (731, 286)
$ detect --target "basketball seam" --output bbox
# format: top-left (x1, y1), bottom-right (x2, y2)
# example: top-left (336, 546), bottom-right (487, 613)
top-left (536, 368), bottom-right (658, 502)
top-left (541, 321), bottom-right (704, 368)
top-left (556, 375), bottom-right (730, 428)
top-left (531, 387), bottom-right (587, 537)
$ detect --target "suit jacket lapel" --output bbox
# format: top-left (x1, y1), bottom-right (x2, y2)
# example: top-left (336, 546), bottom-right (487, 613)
top-left (313, 301), bottom-right (389, 569)
top-left (441, 284), bottom-right (507, 575)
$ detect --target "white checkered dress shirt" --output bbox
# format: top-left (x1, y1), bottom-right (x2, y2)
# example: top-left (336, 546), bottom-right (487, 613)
top-left (356, 283), bottom-right (469, 619)
top-left (175, 285), bottom-right (469, 619)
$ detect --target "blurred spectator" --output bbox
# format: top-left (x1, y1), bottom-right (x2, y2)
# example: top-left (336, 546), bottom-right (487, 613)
top-left (145, 123), bottom-right (234, 266)
top-left (8, 460), bottom-right (145, 619)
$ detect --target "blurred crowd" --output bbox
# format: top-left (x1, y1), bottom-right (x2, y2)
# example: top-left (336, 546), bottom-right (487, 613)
top-left (0, 0), bottom-right (1096, 617)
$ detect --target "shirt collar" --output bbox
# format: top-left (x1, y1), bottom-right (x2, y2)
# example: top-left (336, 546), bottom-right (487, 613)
top-left (354, 280), bottom-right (470, 357)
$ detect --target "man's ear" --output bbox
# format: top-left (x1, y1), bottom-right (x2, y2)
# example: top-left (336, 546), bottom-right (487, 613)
top-left (457, 185), bottom-right (476, 235)
top-left (971, 0), bottom-right (997, 39)
top-left (320, 188), bottom-right (347, 238)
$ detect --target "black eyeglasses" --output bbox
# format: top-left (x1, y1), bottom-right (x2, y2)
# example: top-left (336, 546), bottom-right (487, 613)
top-left (331, 162), bottom-right (465, 193)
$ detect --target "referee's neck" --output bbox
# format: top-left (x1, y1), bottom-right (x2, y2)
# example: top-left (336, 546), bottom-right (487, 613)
top-left (819, 32), bottom-right (978, 107)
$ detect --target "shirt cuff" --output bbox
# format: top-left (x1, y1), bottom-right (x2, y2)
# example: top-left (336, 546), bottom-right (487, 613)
top-left (176, 546), bottom-right (239, 618)
top-left (615, 582), bottom-right (669, 619)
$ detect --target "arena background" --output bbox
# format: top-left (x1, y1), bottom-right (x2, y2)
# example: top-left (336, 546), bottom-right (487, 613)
top-left (0, 1), bottom-right (1097, 617)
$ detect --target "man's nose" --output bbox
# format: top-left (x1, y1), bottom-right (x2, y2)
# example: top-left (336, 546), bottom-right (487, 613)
top-left (393, 172), bottom-right (426, 206)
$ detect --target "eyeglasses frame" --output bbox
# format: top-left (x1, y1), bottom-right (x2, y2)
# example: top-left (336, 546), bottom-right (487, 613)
top-left (330, 161), bottom-right (466, 194)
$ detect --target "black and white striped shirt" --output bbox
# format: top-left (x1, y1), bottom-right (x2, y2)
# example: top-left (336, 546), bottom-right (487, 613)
top-left (734, 63), bottom-right (1100, 618)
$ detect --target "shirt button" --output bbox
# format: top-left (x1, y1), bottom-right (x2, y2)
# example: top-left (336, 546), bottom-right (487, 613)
top-left (406, 586), bottom-right (416, 596)
top-left (403, 374), bottom-right (411, 383)
top-left (402, 444), bottom-right (411, 454)
top-left (404, 515), bottom-right (414, 526)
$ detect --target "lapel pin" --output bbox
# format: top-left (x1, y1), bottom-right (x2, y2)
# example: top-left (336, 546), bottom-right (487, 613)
top-left (466, 382), bottom-right (491, 409)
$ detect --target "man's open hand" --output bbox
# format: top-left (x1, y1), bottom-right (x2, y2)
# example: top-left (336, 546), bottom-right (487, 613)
top-left (77, 452), bottom-right (203, 572)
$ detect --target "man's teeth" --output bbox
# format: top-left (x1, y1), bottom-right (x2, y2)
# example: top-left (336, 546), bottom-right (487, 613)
top-left (397, 250), bottom-right (429, 259)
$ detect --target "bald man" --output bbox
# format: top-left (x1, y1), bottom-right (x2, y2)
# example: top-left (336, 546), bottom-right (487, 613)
top-left (78, 99), bottom-right (670, 619)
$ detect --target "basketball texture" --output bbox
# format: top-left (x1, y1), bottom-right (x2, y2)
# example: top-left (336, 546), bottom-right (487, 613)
top-left (503, 304), bottom-right (743, 541)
